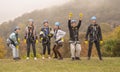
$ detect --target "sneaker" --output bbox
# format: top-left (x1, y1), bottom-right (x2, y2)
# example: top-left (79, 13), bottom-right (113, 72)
top-left (34, 57), bottom-right (37, 60)
top-left (48, 56), bottom-right (51, 59)
top-left (58, 57), bottom-right (63, 60)
top-left (26, 57), bottom-right (29, 60)
top-left (42, 56), bottom-right (45, 60)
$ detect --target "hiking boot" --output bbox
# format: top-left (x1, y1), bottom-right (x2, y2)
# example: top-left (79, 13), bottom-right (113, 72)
top-left (99, 57), bottom-right (103, 61)
top-left (58, 57), bottom-right (63, 60)
top-left (17, 57), bottom-right (21, 60)
top-left (88, 57), bottom-right (90, 60)
top-left (71, 57), bottom-right (75, 61)
top-left (75, 57), bottom-right (81, 60)
top-left (13, 58), bottom-right (18, 60)
top-left (53, 57), bottom-right (58, 59)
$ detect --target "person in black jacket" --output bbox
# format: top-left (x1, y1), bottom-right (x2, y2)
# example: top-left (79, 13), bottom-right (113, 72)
top-left (85, 16), bottom-right (103, 60)
top-left (68, 13), bottom-right (83, 60)
top-left (24, 19), bottom-right (38, 60)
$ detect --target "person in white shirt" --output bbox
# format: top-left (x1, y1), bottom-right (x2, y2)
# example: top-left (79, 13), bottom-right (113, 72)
top-left (52, 22), bottom-right (66, 60)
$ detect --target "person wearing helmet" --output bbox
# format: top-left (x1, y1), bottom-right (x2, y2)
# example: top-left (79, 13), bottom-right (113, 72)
top-left (24, 19), bottom-right (38, 60)
top-left (39, 20), bottom-right (53, 59)
top-left (52, 22), bottom-right (66, 60)
top-left (85, 16), bottom-right (103, 60)
top-left (7, 26), bottom-right (21, 60)
top-left (68, 13), bottom-right (83, 61)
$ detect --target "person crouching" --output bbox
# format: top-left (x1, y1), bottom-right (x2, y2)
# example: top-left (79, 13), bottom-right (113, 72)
top-left (53, 22), bottom-right (66, 60)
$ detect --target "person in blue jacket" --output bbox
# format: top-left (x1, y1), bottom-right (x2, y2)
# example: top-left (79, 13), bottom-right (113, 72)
top-left (39, 20), bottom-right (53, 59)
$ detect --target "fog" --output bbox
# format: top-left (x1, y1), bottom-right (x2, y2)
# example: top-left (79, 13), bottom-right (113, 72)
top-left (0, 0), bottom-right (70, 24)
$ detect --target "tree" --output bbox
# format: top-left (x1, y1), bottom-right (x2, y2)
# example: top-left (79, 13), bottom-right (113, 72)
top-left (0, 37), bottom-right (6, 58)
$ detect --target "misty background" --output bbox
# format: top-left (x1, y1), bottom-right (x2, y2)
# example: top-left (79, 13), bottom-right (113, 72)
top-left (0, 0), bottom-right (120, 58)
top-left (0, 0), bottom-right (70, 24)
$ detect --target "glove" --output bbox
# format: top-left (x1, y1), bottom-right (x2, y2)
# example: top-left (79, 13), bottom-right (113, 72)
top-left (48, 34), bottom-right (53, 37)
top-left (16, 45), bottom-right (19, 49)
top-left (100, 40), bottom-right (103, 45)
top-left (36, 40), bottom-right (38, 44)
top-left (18, 38), bottom-right (20, 43)
top-left (61, 38), bottom-right (64, 42)
top-left (84, 41), bottom-right (88, 44)
top-left (79, 13), bottom-right (83, 18)
top-left (40, 38), bottom-right (43, 41)
top-left (24, 39), bottom-right (26, 43)
top-left (69, 12), bottom-right (73, 18)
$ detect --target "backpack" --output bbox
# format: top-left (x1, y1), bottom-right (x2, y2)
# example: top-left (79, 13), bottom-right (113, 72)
top-left (6, 38), bottom-right (16, 46)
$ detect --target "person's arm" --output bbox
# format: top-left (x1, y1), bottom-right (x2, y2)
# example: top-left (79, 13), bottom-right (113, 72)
top-left (24, 27), bottom-right (27, 39)
top-left (68, 19), bottom-right (71, 29)
top-left (39, 29), bottom-right (44, 39)
top-left (98, 26), bottom-right (103, 40)
top-left (49, 28), bottom-right (54, 38)
top-left (85, 26), bottom-right (90, 41)
top-left (77, 20), bottom-right (82, 29)
top-left (35, 30), bottom-right (38, 40)
top-left (68, 13), bottom-right (72, 29)
top-left (77, 13), bottom-right (83, 29)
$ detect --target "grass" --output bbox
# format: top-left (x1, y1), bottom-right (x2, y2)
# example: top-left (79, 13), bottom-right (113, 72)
top-left (0, 57), bottom-right (120, 72)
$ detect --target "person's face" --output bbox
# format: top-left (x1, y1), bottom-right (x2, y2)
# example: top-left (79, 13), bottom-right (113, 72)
top-left (92, 20), bottom-right (96, 24)
top-left (44, 22), bottom-right (49, 27)
top-left (54, 26), bottom-right (58, 30)
top-left (29, 21), bottom-right (33, 26)
top-left (71, 22), bottom-right (77, 27)
top-left (16, 29), bottom-right (20, 33)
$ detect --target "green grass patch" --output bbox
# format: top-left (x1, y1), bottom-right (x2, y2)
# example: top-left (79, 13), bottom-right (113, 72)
top-left (0, 57), bottom-right (120, 72)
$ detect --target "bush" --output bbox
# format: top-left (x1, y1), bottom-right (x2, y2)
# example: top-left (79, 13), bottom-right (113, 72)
top-left (0, 37), bottom-right (6, 58)
top-left (102, 26), bottom-right (120, 57)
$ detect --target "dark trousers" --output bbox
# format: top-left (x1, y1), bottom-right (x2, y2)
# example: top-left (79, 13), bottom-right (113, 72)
top-left (27, 41), bottom-right (36, 57)
top-left (42, 43), bottom-right (51, 55)
top-left (88, 41), bottom-right (102, 60)
top-left (53, 43), bottom-right (62, 58)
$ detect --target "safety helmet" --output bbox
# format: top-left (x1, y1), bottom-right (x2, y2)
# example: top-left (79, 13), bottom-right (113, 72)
top-left (28, 19), bottom-right (34, 22)
top-left (91, 16), bottom-right (97, 20)
top-left (43, 20), bottom-right (48, 24)
top-left (14, 26), bottom-right (20, 31)
top-left (71, 20), bottom-right (76, 24)
top-left (55, 22), bottom-right (60, 26)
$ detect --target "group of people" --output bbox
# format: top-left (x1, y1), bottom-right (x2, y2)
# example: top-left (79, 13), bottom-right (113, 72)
top-left (7, 13), bottom-right (103, 61)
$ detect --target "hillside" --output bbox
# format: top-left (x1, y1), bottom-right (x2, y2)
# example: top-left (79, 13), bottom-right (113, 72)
top-left (0, 0), bottom-right (120, 38)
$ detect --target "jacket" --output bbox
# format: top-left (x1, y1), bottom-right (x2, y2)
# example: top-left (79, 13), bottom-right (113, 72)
top-left (24, 25), bottom-right (37, 41)
top-left (54, 29), bottom-right (66, 43)
top-left (9, 32), bottom-right (19, 46)
top-left (68, 20), bottom-right (81, 41)
top-left (85, 24), bottom-right (102, 41)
